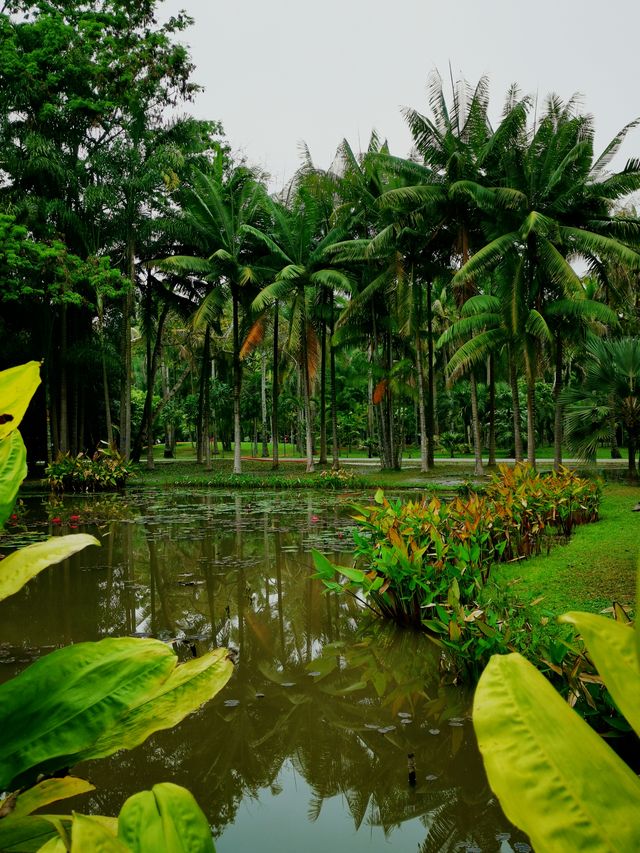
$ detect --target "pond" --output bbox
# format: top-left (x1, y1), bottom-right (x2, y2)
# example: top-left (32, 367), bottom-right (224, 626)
top-left (0, 489), bottom-right (530, 852)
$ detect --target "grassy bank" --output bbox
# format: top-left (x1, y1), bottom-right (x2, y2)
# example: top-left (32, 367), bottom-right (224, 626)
top-left (493, 482), bottom-right (639, 615)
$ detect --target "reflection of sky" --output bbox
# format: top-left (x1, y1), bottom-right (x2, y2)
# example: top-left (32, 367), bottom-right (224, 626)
top-left (217, 759), bottom-right (426, 853)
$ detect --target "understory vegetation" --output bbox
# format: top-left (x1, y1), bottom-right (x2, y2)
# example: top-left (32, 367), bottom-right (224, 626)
top-left (312, 464), bottom-right (635, 737)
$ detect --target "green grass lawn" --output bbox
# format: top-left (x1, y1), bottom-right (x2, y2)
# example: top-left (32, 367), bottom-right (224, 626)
top-left (152, 440), bottom-right (620, 462)
top-left (493, 482), bottom-right (639, 616)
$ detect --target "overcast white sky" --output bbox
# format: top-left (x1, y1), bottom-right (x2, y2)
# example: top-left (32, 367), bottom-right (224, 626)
top-left (162, 0), bottom-right (640, 190)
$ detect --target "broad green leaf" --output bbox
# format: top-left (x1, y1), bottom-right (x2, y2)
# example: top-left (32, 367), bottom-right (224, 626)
top-left (71, 815), bottom-right (128, 853)
top-left (0, 429), bottom-right (27, 529)
top-left (0, 362), bottom-right (41, 441)
top-left (560, 611), bottom-right (640, 735)
top-left (0, 816), bottom-right (67, 853)
top-left (334, 565), bottom-right (366, 584)
top-left (36, 838), bottom-right (66, 853)
top-left (311, 549), bottom-right (336, 580)
top-left (0, 638), bottom-right (176, 789)
top-left (118, 783), bottom-right (214, 853)
top-left (474, 653), bottom-right (640, 852)
top-left (78, 648), bottom-right (234, 761)
top-left (0, 534), bottom-right (100, 603)
top-left (11, 777), bottom-right (95, 818)
top-left (374, 488), bottom-right (384, 505)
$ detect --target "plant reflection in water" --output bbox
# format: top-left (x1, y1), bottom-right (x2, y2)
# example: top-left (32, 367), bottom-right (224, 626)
top-left (0, 489), bottom-right (529, 852)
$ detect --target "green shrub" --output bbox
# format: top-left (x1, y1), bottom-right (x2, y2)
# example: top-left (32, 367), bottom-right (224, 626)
top-left (45, 446), bottom-right (133, 491)
top-left (313, 464), bottom-right (601, 629)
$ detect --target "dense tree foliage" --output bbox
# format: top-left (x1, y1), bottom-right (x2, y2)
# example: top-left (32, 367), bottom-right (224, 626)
top-left (2, 0), bottom-right (640, 473)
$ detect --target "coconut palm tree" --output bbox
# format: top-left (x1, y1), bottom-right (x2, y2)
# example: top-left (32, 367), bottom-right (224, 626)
top-left (157, 153), bottom-right (265, 473)
top-left (249, 187), bottom-right (351, 473)
top-left (451, 95), bottom-right (640, 464)
top-left (563, 336), bottom-right (640, 476)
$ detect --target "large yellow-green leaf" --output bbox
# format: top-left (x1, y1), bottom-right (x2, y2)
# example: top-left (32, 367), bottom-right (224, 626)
top-left (473, 653), bottom-right (640, 852)
top-left (0, 638), bottom-right (176, 790)
top-left (71, 815), bottom-right (129, 853)
top-left (9, 777), bottom-right (95, 819)
top-left (0, 816), bottom-right (68, 853)
top-left (0, 362), bottom-right (41, 442)
top-left (0, 534), bottom-right (100, 603)
top-left (0, 429), bottom-right (27, 529)
top-left (561, 610), bottom-right (640, 735)
top-left (118, 783), bottom-right (214, 853)
top-left (77, 648), bottom-right (234, 761)
top-left (36, 838), bottom-right (67, 853)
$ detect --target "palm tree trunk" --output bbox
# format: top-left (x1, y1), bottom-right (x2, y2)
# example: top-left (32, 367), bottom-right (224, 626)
top-left (319, 309), bottom-right (328, 465)
top-left (261, 351), bottom-right (269, 457)
top-left (628, 430), bottom-right (637, 478)
top-left (203, 325), bottom-right (212, 471)
top-left (470, 373), bottom-right (484, 475)
top-left (553, 334), bottom-right (563, 471)
top-left (272, 301), bottom-right (280, 470)
top-left (415, 328), bottom-right (428, 473)
top-left (232, 286), bottom-right (242, 474)
top-left (301, 319), bottom-right (315, 473)
top-left (509, 349), bottom-right (523, 462)
top-left (426, 280), bottom-right (435, 469)
top-left (330, 292), bottom-right (340, 470)
top-left (99, 309), bottom-right (114, 446)
top-left (488, 353), bottom-right (496, 467)
top-left (526, 378), bottom-right (536, 467)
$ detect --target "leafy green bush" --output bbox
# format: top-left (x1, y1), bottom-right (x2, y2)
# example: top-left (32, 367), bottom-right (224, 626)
top-left (45, 445), bottom-right (133, 491)
top-left (313, 464), bottom-right (601, 629)
top-left (319, 467), bottom-right (357, 488)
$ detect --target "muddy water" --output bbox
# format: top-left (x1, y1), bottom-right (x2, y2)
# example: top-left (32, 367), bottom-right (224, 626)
top-left (0, 489), bottom-right (529, 852)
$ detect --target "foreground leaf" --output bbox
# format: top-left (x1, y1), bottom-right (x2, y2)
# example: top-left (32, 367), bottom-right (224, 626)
top-left (10, 777), bottom-right (95, 818)
top-left (71, 815), bottom-right (129, 853)
top-left (0, 429), bottom-right (27, 529)
top-left (0, 535), bottom-right (100, 603)
top-left (78, 648), bottom-right (234, 761)
top-left (561, 610), bottom-right (640, 735)
top-left (118, 783), bottom-right (214, 853)
top-left (0, 816), bottom-right (67, 853)
top-left (0, 638), bottom-right (176, 789)
top-left (473, 653), bottom-right (640, 852)
top-left (0, 362), bottom-right (41, 442)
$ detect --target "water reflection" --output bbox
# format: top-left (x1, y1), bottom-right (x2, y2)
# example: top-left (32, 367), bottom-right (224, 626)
top-left (0, 490), bottom-right (529, 852)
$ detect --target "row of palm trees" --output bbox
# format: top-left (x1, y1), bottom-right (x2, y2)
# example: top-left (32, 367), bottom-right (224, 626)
top-left (144, 73), bottom-right (640, 474)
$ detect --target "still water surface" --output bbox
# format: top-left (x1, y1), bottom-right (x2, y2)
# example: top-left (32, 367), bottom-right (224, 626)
top-left (0, 489), bottom-right (530, 852)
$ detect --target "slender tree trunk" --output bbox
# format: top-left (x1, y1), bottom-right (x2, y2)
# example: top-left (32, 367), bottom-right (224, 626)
top-left (100, 320), bottom-right (114, 446)
top-left (204, 327), bottom-right (212, 471)
top-left (161, 361), bottom-right (174, 458)
top-left (232, 286), bottom-right (242, 474)
top-left (319, 307), bottom-right (328, 465)
top-left (488, 353), bottom-right (496, 467)
top-left (196, 326), bottom-right (211, 465)
top-left (211, 357), bottom-right (219, 456)
top-left (120, 240), bottom-right (135, 460)
top-left (330, 293), bottom-right (340, 470)
top-left (261, 351), bottom-right (269, 457)
top-left (300, 318), bottom-right (315, 473)
top-left (470, 373), bottom-right (484, 475)
top-left (59, 303), bottom-right (69, 454)
top-left (416, 327), bottom-right (428, 474)
top-left (509, 349), bottom-right (524, 462)
top-left (526, 378), bottom-right (536, 467)
top-left (145, 310), bottom-right (156, 471)
top-left (426, 280), bottom-right (435, 469)
top-left (628, 430), bottom-right (637, 478)
top-left (272, 301), bottom-right (280, 470)
top-left (553, 334), bottom-right (563, 471)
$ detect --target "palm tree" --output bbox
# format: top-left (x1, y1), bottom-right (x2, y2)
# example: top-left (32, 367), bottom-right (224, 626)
top-left (376, 73), bottom-right (532, 474)
top-left (249, 187), bottom-right (351, 473)
top-left (563, 337), bottom-right (640, 476)
top-left (158, 153), bottom-right (265, 474)
top-left (451, 95), bottom-right (640, 464)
